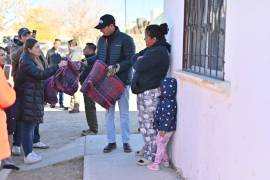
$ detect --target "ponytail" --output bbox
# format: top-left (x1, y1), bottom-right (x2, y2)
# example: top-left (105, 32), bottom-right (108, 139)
top-left (145, 23), bottom-right (169, 41)
top-left (159, 23), bottom-right (169, 36)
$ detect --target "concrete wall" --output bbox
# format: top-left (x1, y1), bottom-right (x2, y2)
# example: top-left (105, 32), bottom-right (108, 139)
top-left (164, 0), bottom-right (270, 179)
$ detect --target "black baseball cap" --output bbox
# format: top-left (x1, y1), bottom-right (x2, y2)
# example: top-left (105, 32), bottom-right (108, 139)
top-left (95, 14), bottom-right (115, 29)
top-left (18, 28), bottom-right (31, 37)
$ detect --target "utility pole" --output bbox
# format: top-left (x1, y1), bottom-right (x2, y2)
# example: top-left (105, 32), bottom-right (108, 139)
top-left (124, 0), bottom-right (127, 31)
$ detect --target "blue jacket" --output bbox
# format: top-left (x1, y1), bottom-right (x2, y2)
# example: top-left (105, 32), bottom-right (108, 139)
top-left (97, 27), bottom-right (135, 85)
top-left (154, 77), bottom-right (177, 132)
top-left (131, 41), bottom-right (170, 94)
top-left (79, 54), bottom-right (96, 84)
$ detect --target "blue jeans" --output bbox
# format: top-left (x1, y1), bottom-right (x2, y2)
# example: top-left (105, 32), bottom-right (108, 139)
top-left (13, 122), bottom-right (22, 146)
top-left (33, 124), bottom-right (40, 144)
top-left (13, 98), bottom-right (22, 146)
top-left (14, 123), bottom-right (40, 146)
top-left (105, 87), bottom-right (130, 144)
top-left (59, 92), bottom-right (64, 106)
top-left (5, 100), bottom-right (18, 135)
top-left (21, 122), bottom-right (37, 157)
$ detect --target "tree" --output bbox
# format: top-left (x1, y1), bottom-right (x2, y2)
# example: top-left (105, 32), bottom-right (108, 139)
top-left (13, 6), bottom-right (63, 41)
top-left (0, 0), bottom-right (28, 32)
top-left (63, 0), bottom-right (103, 45)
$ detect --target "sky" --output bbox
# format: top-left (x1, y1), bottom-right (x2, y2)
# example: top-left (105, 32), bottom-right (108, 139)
top-left (29, 0), bottom-right (164, 29)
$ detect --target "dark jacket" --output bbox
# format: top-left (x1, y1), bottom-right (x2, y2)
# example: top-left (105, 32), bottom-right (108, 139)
top-left (79, 54), bottom-right (96, 84)
top-left (15, 52), bottom-right (59, 123)
top-left (97, 27), bottom-right (135, 85)
top-left (154, 78), bottom-right (177, 132)
top-left (46, 47), bottom-right (65, 66)
top-left (131, 41), bottom-right (170, 94)
top-left (10, 39), bottom-right (23, 77)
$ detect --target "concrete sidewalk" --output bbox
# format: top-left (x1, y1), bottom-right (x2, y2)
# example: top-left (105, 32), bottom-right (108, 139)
top-left (84, 134), bottom-right (178, 180)
top-left (1, 94), bottom-right (178, 179)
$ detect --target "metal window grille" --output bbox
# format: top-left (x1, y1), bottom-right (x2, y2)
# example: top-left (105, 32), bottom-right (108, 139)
top-left (183, 0), bottom-right (226, 80)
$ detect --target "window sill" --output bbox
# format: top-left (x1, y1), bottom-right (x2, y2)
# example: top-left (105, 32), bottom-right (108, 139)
top-left (174, 70), bottom-right (231, 96)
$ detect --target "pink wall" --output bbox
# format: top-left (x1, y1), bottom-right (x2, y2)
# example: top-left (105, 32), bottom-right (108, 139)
top-left (165, 0), bottom-right (270, 179)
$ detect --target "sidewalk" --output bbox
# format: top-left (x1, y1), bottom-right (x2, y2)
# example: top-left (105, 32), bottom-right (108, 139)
top-left (2, 93), bottom-right (178, 179)
top-left (84, 134), bottom-right (178, 180)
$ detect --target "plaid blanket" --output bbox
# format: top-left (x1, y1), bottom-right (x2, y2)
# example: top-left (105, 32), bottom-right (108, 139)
top-left (44, 77), bottom-right (58, 104)
top-left (54, 60), bottom-right (80, 96)
top-left (81, 60), bottom-right (125, 109)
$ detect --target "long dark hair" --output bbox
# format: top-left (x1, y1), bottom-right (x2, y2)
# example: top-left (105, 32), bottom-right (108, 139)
top-left (24, 38), bottom-right (38, 54)
top-left (145, 23), bottom-right (169, 41)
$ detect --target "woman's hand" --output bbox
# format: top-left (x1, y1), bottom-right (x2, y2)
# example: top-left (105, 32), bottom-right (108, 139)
top-left (58, 60), bottom-right (67, 67)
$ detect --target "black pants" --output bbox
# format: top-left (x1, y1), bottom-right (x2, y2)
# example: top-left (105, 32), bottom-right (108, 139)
top-left (83, 95), bottom-right (98, 133)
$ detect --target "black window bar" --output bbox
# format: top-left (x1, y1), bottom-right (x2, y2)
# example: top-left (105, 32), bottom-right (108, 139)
top-left (183, 0), bottom-right (226, 80)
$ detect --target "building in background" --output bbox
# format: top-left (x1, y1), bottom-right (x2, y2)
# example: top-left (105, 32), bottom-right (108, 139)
top-left (164, 0), bottom-right (269, 179)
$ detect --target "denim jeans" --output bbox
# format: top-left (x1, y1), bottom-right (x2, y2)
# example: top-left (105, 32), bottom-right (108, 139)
top-left (13, 122), bottom-right (22, 146)
top-left (105, 86), bottom-right (130, 144)
top-left (13, 99), bottom-right (22, 146)
top-left (33, 124), bottom-right (40, 144)
top-left (21, 122), bottom-right (37, 157)
top-left (59, 92), bottom-right (64, 106)
top-left (5, 100), bottom-right (18, 135)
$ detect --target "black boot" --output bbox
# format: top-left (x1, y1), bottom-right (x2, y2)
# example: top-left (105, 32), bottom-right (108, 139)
top-left (103, 143), bottom-right (117, 153)
top-left (123, 143), bottom-right (132, 153)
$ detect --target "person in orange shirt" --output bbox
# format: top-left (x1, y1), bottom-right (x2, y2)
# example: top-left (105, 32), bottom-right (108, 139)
top-left (0, 65), bottom-right (16, 163)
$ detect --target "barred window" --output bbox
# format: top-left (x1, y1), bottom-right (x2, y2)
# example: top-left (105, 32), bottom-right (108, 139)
top-left (183, 0), bottom-right (226, 80)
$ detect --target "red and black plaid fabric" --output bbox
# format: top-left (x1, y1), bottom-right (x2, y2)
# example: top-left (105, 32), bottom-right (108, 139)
top-left (44, 77), bottom-right (58, 104)
top-left (54, 60), bottom-right (80, 96)
top-left (81, 60), bottom-right (125, 109)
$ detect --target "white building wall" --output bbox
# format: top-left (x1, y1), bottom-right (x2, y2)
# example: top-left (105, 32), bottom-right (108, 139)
top-left (164, 1), bottom-right (270, 179)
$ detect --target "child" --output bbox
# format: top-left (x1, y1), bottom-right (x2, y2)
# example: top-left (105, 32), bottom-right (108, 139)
top-left (147, 77), bottom-right (177, 171)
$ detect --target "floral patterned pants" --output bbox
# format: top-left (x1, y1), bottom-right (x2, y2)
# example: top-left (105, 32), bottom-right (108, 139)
top-left (137, 88), bottom-right (160, 161)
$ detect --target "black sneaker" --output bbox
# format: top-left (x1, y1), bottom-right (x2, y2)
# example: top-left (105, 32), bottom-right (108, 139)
top-left (103, 143), bottom-right (117, 153)
top-left (2, 164), bottom-right (20, 170)
top-left (60, 105), bottom-right (68, 110)
top-left (69, 109), bottom-right (79, 113)
top-left (123, 143), bottom-right (132, 153)
top-left (50, 104), bottom-right (56, 108)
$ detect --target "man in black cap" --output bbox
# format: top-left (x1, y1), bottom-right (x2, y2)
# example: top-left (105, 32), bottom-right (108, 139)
top-left (94, 14), bottom-right (135, 153)
top-left (10, 28), bottom-right (32, 77)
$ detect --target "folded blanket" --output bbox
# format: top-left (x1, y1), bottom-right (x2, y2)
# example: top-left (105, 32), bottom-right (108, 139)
top-left (81, 60), bottom-right (125, 109)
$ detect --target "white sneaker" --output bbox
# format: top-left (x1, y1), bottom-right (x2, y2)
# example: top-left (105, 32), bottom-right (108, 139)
top-left (31, 151), bottom-right (39, 157)
top-left (12, 146), bottom-right (21, 156)
top-left (162, 161), bottom-right (170, 167)
top-left (24, 152), bottom-right (42, 164)
top-left (33, 142), bottom-right (49, 149)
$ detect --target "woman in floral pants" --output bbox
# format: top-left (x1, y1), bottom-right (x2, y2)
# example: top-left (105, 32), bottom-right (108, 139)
top-left (131, 23), bottom-right (170, 165)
